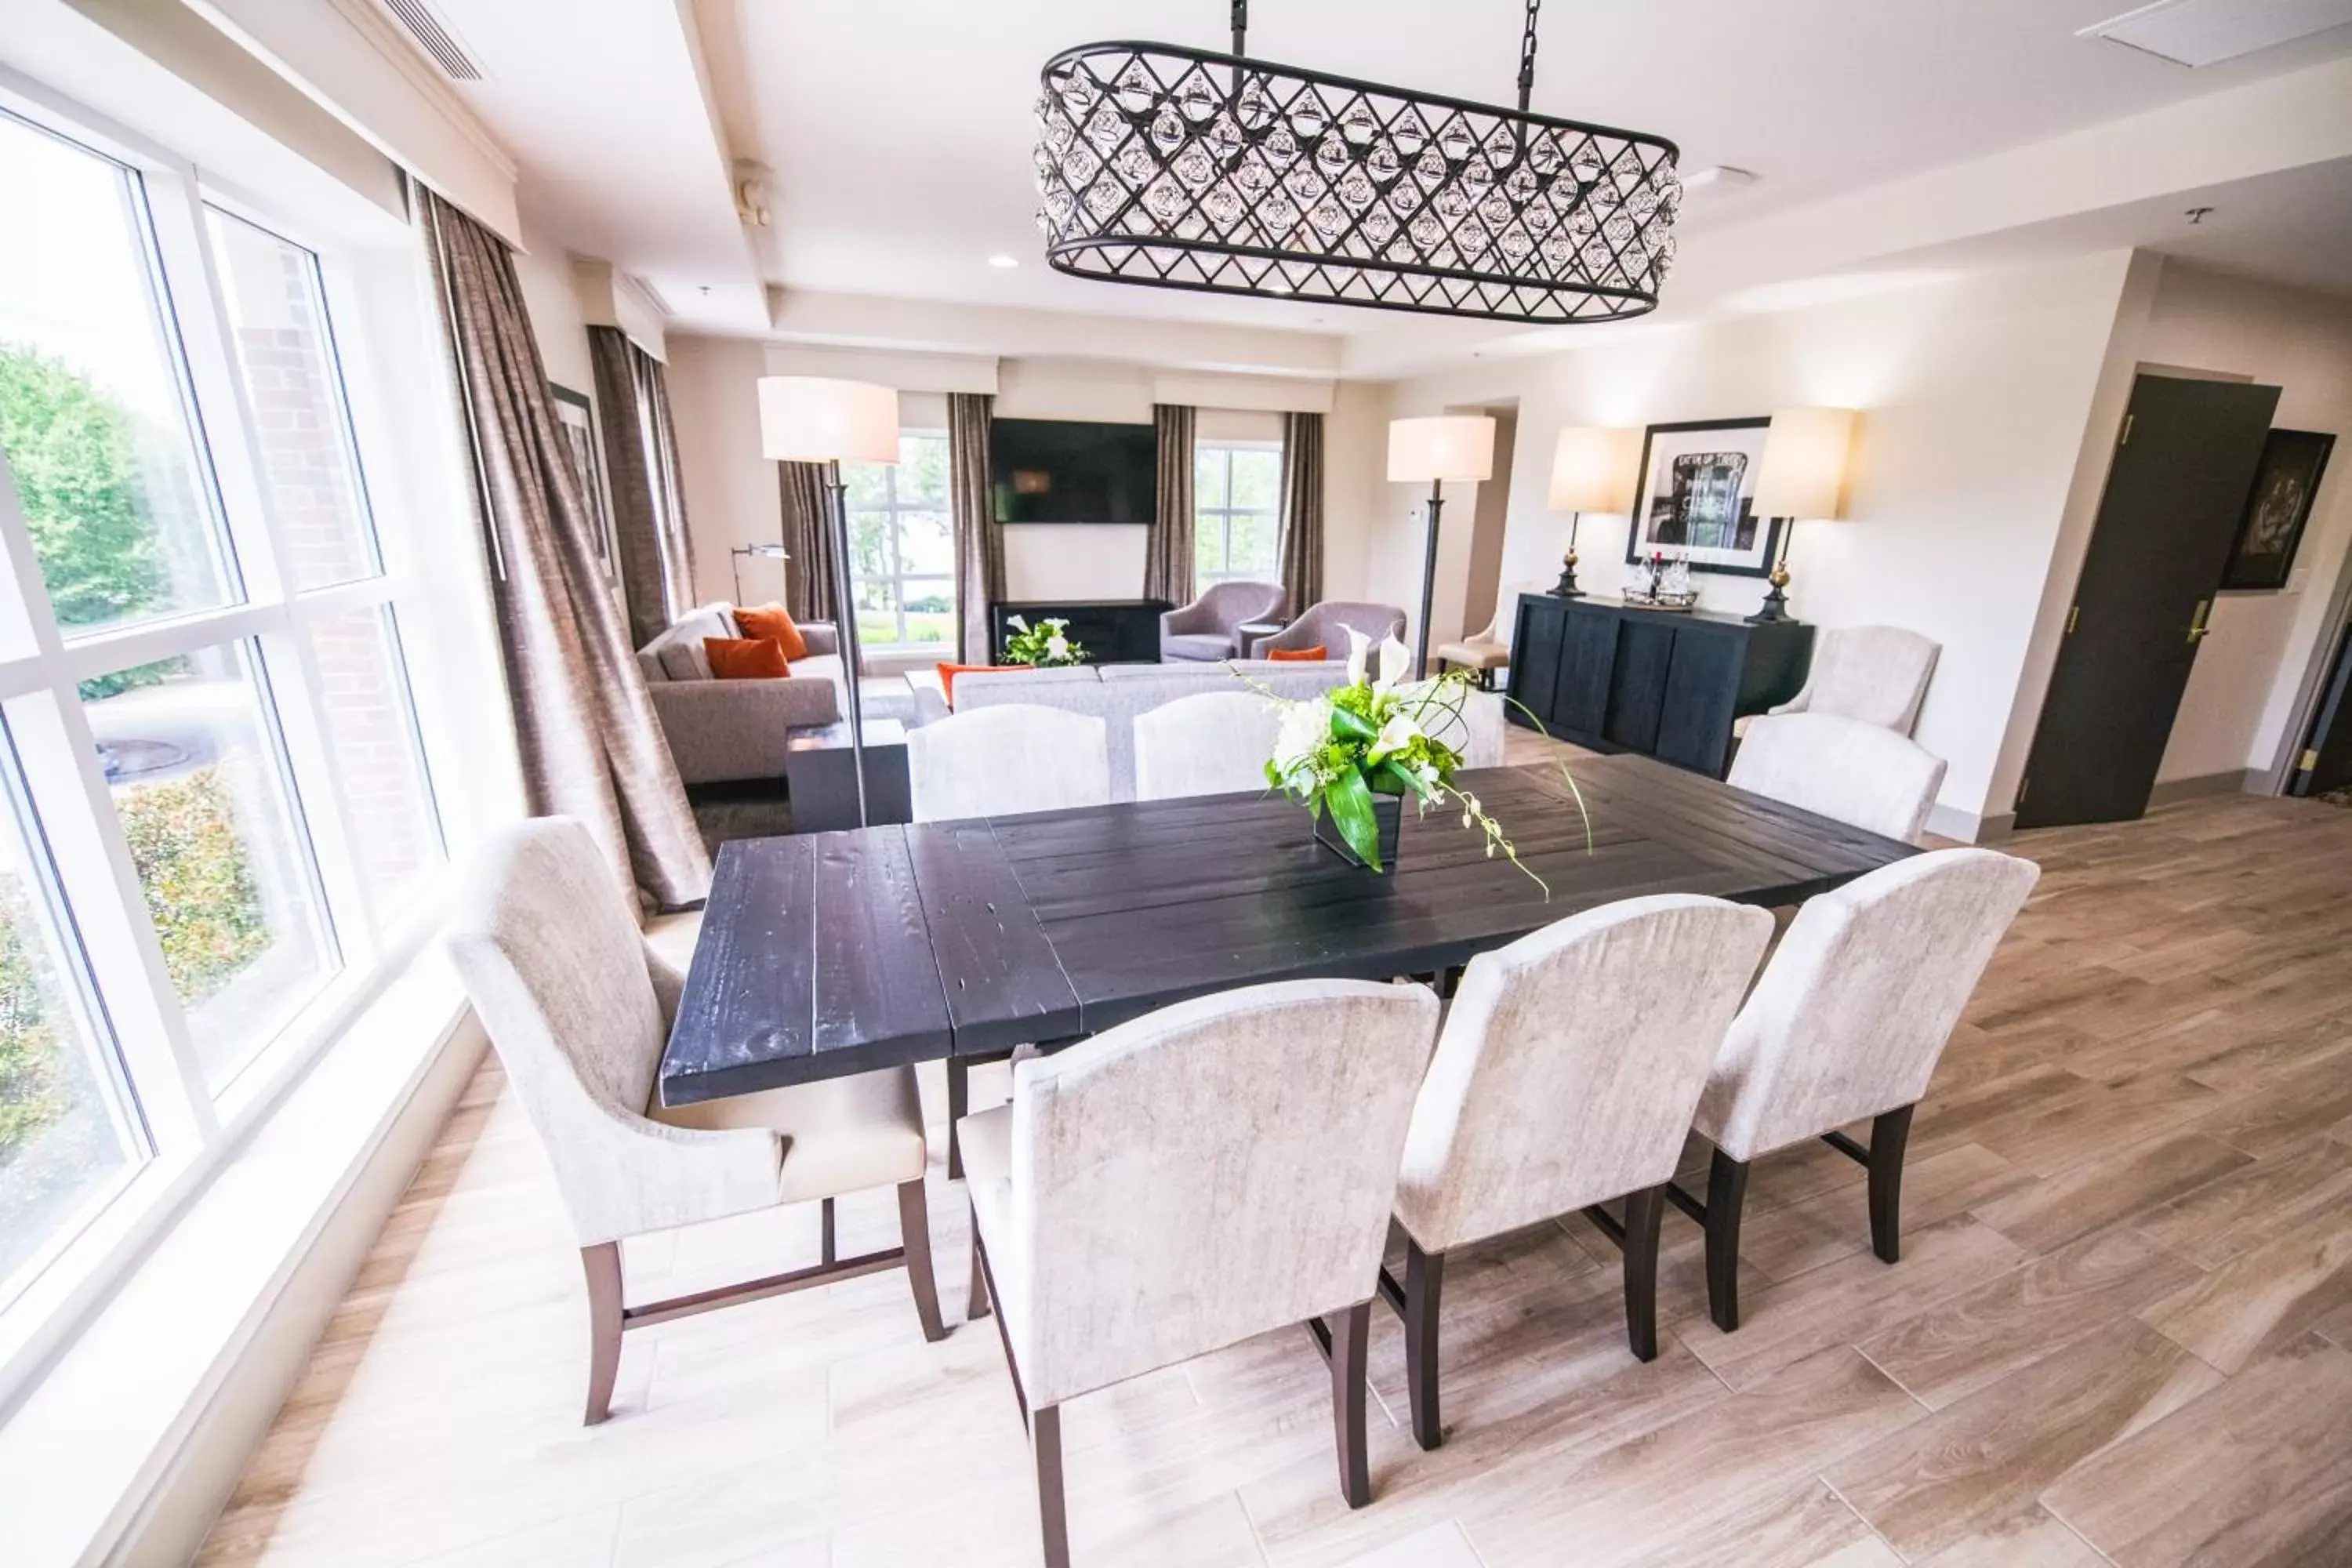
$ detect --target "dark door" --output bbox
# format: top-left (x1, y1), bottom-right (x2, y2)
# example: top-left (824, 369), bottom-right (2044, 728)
top-left (2291, 620), bottom-right (2352, 797)
top-left (2016, 376), bottom-right (2280, 829)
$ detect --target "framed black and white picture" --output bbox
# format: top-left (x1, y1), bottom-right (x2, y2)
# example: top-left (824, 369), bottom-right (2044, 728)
top-left (1623, 416), bottom-right (1786, 578)
top-left (549, 382), bottom-right (619, 582)
top-left (2221, 428), bottom-right (2333, 592)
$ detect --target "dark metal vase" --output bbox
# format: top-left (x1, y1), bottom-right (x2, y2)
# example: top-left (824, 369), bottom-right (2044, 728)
top-left (1314, 793), bottom-right (1404, 871)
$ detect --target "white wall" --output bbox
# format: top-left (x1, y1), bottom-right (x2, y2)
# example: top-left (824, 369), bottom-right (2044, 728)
top-left (1368, 252), bottom-right (2143, 834)
top-left (2143, 266), bottom-right (2352, 786)
top-left (664, 334), bottom-right (779, 606)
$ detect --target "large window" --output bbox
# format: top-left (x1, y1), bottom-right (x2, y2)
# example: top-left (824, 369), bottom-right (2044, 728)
top-left (1195, 441), bottom-right (1283, 586)
top-left (844, 432), bottom-right (953, 653)
top-left (0, 100), bottom-right (447, 1321)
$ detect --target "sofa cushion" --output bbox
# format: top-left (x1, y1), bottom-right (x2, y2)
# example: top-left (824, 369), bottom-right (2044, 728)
top-left (1162, 632), bottom-right (1236, 662)
top-left (735, 602), bottom-right (808, 661)
top-left (706, 637), bottom-right (792, 679)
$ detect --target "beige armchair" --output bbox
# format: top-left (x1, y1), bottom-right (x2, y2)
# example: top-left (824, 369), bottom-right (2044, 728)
top-left (960, 978), bottom-right (1440, 1567)
top-left (442, 818), bottom-right (946, 1425)
top-left (1692, 848), bottom-right (2041, 1330)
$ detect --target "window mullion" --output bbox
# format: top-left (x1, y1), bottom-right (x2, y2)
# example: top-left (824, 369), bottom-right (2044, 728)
top-left (258, 626), bottom-right (372, 967)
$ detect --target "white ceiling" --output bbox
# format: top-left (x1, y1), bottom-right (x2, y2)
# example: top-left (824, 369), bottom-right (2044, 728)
top-left (426, 0), bottom-right (2352, 350)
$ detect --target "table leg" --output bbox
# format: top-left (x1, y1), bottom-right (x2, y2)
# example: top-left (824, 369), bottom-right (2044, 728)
top-left (947, 1055), bottom-right (968, 1179)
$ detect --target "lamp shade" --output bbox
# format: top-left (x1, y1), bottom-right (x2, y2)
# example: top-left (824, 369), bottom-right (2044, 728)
top-left (757, 376), bottom-right (900, 464)
top-left (1755, 407), bottom-right (1857, 520)
top-left (1547, 426), bottom-right (1637, 513)
top-left (1387, 416), bottom-right (1495, 484)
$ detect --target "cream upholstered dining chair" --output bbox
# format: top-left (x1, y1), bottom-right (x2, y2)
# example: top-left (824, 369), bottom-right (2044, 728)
top-left (1388, 895), bottom-right (1773, 1449)
top-left (443, 818), bottom-right (947, 1425)
top-left (1434, 595), bottom-right (1519, 688)
top-left (906, 705), bottom-right (1111, 822)
top-left (1133, 690), bottom-right (1279, 800)
top-left (1689, 847), bottom-right (2040, 1331)
top-left (961, 979), bottom-right (1440, 1568)
top-left (1728, 712), bottom-right (1947, 843)
top-left (1772, 624), bottom-right (1940, 734)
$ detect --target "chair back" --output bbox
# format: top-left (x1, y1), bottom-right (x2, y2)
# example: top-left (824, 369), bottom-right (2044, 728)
top-left (1259, 601), bottom-right (1407, 657)
top-left (1133, 691), bottom-right (1279, 800)
top-left (1697, 848), bottom-right (2040, 1161)
top-left (996, 978), bottom-right (1439, 1406)
top-left (1730, 712), bottom-right (1947, 842)
top-left (1796, 626), bottom-right (1941, 733)
top-left (1394, 896), bottom-right (1773, 1252)
top-left (907, 704), bottom-right (1111, 822)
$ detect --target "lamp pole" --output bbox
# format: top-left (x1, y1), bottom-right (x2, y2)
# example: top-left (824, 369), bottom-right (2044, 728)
top-left (1414, 479), bottom-right (1446, 679)
top-left (822, 459), bottom-right (869, 826)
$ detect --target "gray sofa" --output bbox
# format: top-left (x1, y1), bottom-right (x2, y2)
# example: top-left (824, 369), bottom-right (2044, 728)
top-left (915, 659), bottom-right (1505, 802)
top-left (636, 603), bottom-right (845, 786)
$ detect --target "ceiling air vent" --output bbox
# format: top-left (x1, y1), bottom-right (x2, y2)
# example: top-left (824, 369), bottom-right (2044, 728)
top-left (374, 0), bottom-right (483, 81)
top-left (2081, 0), bottom-right (2352, 67)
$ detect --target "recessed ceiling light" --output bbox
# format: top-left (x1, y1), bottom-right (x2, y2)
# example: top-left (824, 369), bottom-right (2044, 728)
top-left (988, 254), bottom-right (1020, 269)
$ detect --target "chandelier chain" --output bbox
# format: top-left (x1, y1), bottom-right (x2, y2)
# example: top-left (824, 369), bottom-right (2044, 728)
top-left (1232, 0), bottom-right (1247, 59)
top-left (1518, 0), bottom-right (1541, 111)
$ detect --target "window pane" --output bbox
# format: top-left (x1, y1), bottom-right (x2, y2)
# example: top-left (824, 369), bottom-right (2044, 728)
top-left (1231, 510), bottom-right (1277, 577)
top-left (897, 434), bottom-right (949, 501)
top-left (898, 581), bottom-right (954, 648)
top-left (1195, 518), bottom-right (1226, 579)
top-left (0, 113), bottom-right (238, 635)
top-left (1231, 448), bottom-right (1282, 510)
top-left (852, 575), bottom-right (898, 649)
top-left (899, 509), bottom-right (954, 576)
top-left (82, 641), bottom-right (335, 1090)
top-left (306, 608), bottom-right (441, 915)
top-left (1195, 447), bottom-right (1225, 506)
top-left (205, 209), bottom-right (380, 590)
top-left (0, 739), bottom-right (143, 1298)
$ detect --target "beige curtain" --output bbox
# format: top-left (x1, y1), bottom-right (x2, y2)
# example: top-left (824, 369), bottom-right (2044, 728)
top-left (949, 392), bottom-right (1000, 663)
top-left (421, 189), bottom-right (709, 909)
top-left (778, 461), bottom-right (835, 622)
top-left (1276, 410), bottom-right (1325, 611)
top-left (588, 326), bottom-right (695, 644)
top-left (1146, 403), bottom-right (1196, 605)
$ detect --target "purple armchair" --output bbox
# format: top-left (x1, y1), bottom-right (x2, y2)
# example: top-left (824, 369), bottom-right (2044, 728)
top-left (1249, 601), bottom-right (1407, 659)
top-left (1159, 581), bottom-right (1288, 662)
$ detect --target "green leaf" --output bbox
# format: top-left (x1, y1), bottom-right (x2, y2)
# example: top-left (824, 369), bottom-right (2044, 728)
top-left (1324, 766), bottom-right (1384, 871)
top-left (1327, 702), bottom-right (1377, 744)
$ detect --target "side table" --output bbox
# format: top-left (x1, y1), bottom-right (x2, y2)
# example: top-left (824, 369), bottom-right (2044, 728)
top-left (784, 717), bottom-right (912, 832)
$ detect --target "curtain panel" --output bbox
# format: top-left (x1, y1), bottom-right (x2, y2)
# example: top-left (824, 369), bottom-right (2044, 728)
top-left (949, 392), bottom-right (1001, 664)
top-left (778, 461), bottom-right (836, 622)
top-left (1146, 403), bottom-right (1196, 606)
top-left (1276, 409), bottom-right (1326, 612)
top-left (587, 325), bottom-right (696, 644)
top-left (419, 189), bottom-right (709, 910)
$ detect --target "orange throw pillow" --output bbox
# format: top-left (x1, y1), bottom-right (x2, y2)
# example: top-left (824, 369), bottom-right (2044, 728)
top-left (935, 662), bottom-right (1018, 704)
top-left (1267, 644), bottom-right (1328, 662)
top-left (705, 637), bottom-right (792, 679)
top-left (733, 602), bottom-right (808, 661)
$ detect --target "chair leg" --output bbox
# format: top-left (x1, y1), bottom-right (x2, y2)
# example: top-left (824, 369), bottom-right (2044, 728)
top-left (1403, 1240), bottom-right (1446, 1450)
top-left (1328, 1299), bottom-right (1374, 1508)
top-left (820, 1196), bottom-right (837, 1265)
top-left (1622, 1184), bottom-right (1667, 1362)
top-left (1704, 1150), bottom-right (1751, 1334)
top-left (1868, 1105), bottom-right (1917, 1265)
top-left (1033, 1402), bottom-right (1071, 1568)
top-left (580, 1242), bottom-right (623, 1425)
top-left (966, 1221), bottom-right (991, 1323)
top-left (946, 1056), bottom-right (969, 1179)
top-left (896, 1178), bottom-right (948, 1343)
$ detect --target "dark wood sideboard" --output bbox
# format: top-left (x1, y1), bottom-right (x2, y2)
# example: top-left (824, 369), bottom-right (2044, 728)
top-left (1507, 593), bottom-right (1813, 778)
top-left (989, 598), bottom-right (1173, 664)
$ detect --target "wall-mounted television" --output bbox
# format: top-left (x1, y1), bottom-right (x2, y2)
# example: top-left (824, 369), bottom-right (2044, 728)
top-left (989, 417), bottom-right (1156, 524)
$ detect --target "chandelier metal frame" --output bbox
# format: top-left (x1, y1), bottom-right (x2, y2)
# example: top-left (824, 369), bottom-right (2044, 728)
top-left (1033, 1), bottom-right (1682, 325)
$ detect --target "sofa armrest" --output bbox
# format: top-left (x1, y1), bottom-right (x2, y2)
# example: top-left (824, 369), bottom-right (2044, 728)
top-left (798, 620), bottom-right (840, 657)
top-left (648, 678), bottom-right (841, 786)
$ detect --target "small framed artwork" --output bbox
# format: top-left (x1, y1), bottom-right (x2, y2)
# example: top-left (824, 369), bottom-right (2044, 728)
top-left (1623, 416), bottom-right (1786, 578)
top-left (549, 382), bottom-right (619, 581)
top-left (2221, 428), bottom-right (2334, 592)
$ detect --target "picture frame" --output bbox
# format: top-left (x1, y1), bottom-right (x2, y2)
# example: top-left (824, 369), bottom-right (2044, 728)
top-left (2221, 428), bottom-right (2334, 592)
top-left (548, 382), bottom-right (619, 582)
top-left (1623, 416), bottom-right (1786, 578)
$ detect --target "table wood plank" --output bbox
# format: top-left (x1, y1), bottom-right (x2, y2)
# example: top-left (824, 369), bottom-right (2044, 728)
top-left (808, 827), bottom-right (954, 1071)
top-left (904, 821), bottom-right (1083, 1053)
top-left (661, 835), bottom-right (817, 1106)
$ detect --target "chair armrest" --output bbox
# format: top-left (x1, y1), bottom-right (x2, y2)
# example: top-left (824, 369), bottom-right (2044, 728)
top-left (1768, 686), bottom-right (1813, 717)
top-left (648, 678), bottom-right (840, 785)
top-left (1161, 604), bottom-right (1211, 637)
top-left (799, 621), bottom-right (840, 657)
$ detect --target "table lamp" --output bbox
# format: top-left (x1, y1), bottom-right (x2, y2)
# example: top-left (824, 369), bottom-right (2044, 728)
top-left (1388, 415), bottom-right (1497, 677)
top-left (1546, 426), bottom-right (1637, 599)
top-left (757, 375), bottom-right (900, 824)
top-left (1747, 406), bottom-right (1856, 626)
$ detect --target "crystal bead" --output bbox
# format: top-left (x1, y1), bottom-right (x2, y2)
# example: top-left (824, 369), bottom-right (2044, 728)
top-left (1483, 126), bottom-right (1519, 169)
top-left (1060, 146), bottom-right (1101, 187)
top-left (1498, 227), bottom-right (1533, 261)
top-left (1283, 164), bottom-right (1324, 204)
top-left (1366, 141), bottom-right (1403, 183)
top-left (1264, 127), bottom-right (1301, 168)
top-left (1144, 179), bottom-right (1187, 222)
top-left (1566, 204), bottom-right (1598, 239)
top-left (1340, 103), bottom-right (1380, 146)
top-left (1478, 193), bottom-right (1512, 229)
top-left (1603, 212), bottom-right (1637, 247)
top-left (1309, 201), bottom-right (1347, 241)
top-left (1526, 136), bottom-right (1563, 176)
top-left (1434, 186), bottom-right (1470, 221)
top-left (1540, 233), bottom-right (1575, 268)
top-left (1178, 78), bottom-right (1218, 122)
top-left (1113, 63), bottom-right (1157, 117)
top-left (1438, 122), bottom-right (1475, 162)
top-left (1290, 99), bottom-right (1330, 140)
top-left (1044, 187), bottom-right (1075, 223)
top-left (1084, 182), bottom-right (1124, 221)
top-left (1174, 145), bottom-right (1216, 187)
top-left (1202, 183), bottom-right (1244, 227)
top-left (1338, 169), bottom-right (1376, 209)
top-left (1150, 107), bottom-right (1185, 152)
top-left (1086, 102), bottom-right (1127, 155)
top-left (1061, 71), bottom-right (1098, 114)
top-left (1316, 138), bottom-right (1352, 177)
top-left (1415, 147), bottom-right (1449, 187)
top-left (1581, 236), bottom-right (1618, 279)
top-left (1174, 211), bottom-right (1207, 240)
top-left (1044, 115), bottom-right (1076, 154)
top-left (1206, 114), bottom-right (1243, 162)
top-left (1236, 80), bottom-right (1276, 131)
top-left (1114, 143), bottom-right (1155, 185)
top-left (1407, 212), bottom-right (1446, 250)
top-left (1392, 120), bottom-right (1428, 158)
top-left (1570, 146), bottom-right (1604, 185)
top-left (1235, 154), bottom-right (1275, 194)
top-left (1262, 193), bottom-right (1299, 231)
top-left (1359, 206), bottom-right (1399, 245)
top-left (1461, 158), bottom-right (1494, 193)
top-left (1505, 166), bottom-right (1538, 201)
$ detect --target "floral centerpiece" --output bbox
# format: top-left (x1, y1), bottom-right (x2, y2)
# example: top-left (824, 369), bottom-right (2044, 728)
top-left (1002, 614), bottom-right (1087, 667)
top-left (1261, 630), bottom-right (1567, 884)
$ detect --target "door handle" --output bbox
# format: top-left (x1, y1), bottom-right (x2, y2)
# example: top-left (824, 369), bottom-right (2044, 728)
top-left (2187, 599), bottom-right (2212, 645)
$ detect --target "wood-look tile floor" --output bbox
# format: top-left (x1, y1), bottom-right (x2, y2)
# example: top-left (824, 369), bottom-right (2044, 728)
top-left (198, 782), bottom-right (2352, 1567)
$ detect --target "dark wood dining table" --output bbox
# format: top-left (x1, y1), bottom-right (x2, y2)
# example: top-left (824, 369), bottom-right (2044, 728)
top-left (658, 756), bottom-right (1919, 1110)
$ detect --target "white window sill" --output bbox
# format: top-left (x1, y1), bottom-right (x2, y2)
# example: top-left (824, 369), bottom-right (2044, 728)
top-left (0, 944), bottom-right (478, 1567)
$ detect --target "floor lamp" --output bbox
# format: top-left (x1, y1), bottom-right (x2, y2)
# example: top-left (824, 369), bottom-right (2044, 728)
top-left (1547, 426), bottom-right (1637, 599)
top-left (1388, 416), bottom-right (1497, 678)
top-left (757, 375), bottom-right (900, 826)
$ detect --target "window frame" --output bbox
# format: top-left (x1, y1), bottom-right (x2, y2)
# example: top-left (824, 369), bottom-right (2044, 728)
top-left (1194, 438), bottom-right (1284, 586)
top-left (0, 72), bottom-right (464, 1396)
top-left (843, 430), bottom-right (955, 655)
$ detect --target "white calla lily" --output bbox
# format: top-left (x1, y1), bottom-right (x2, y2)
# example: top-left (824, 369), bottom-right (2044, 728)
top-left (1007, 614), bottom-right (1029, 633)
top-left (1343, 625), bottom-right (1372, 687)
top-left (1367, 711), bottom-right (1423, 762)
top-left (1374, 634), bottom-right (1412, 694)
